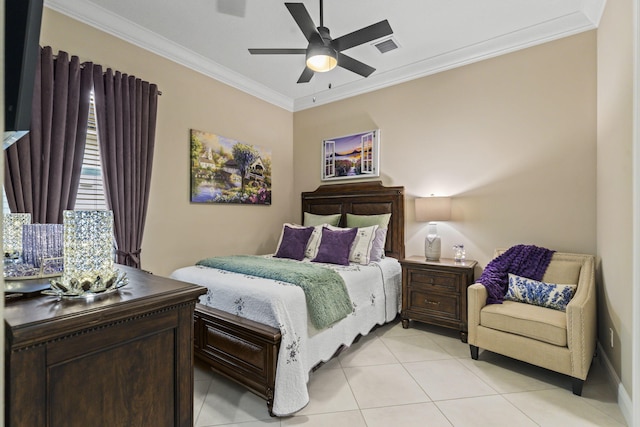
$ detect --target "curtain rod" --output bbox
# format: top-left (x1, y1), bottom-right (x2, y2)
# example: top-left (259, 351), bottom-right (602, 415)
top-left (50, 58), bottom-right (163, 95)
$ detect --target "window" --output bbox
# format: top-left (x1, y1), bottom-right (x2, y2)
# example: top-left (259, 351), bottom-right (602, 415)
top-left (3, 94), bottom-right (106, 214)
top-left (361, 132), bottom-right (374, 174)
top-left (324, 140), bottom-right (335, 178)
top-left (74, 92), bottom-right (107, 210)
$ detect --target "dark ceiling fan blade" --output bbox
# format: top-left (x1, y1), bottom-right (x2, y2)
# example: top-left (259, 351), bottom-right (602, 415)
top-left (297, 67), bottom-right (314, 83)
top-left (248, 48), bottom-right (307, 55)
top-left (285, 3), bottom-right (319, 42)
top-left (331, 20), bottom-right (393, 52)
top-left (336, 52), bottom-right (375, 77)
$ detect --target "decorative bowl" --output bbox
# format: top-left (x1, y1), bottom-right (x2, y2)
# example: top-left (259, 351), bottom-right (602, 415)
top-left (43, 269), bottom-right (128, 299)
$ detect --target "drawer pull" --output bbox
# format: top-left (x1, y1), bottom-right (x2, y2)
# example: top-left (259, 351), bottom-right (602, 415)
top-left (425, 299), bottom-right (440, 306)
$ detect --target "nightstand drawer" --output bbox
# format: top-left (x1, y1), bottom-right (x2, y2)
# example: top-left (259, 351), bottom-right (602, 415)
top-left (409, 290), bottom-right (458, 318)
top-left (408, 269), bottom-right (460, 292)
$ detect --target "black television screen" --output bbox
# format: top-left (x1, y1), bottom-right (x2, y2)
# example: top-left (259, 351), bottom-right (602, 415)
top-left (4, 0), bottom-right (44, 148)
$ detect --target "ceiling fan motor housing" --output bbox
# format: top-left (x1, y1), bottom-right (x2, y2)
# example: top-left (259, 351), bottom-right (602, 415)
top-left (317, 26), bottom-right (332, 44)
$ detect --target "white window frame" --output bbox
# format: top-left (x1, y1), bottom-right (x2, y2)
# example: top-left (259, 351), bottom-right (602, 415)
top-left (324, 140), bottom-right (336, 178)
top-left (361, 131), bottom-right (374, 174)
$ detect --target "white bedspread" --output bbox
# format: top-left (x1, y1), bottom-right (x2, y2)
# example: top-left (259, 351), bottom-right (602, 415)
top-left (170, 256), bottom-right (401, 415)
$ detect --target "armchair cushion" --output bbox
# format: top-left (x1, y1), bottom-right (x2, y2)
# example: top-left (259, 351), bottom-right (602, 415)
top-left (480, 301), bottom-right (568, 346)
top-left (505, 274), bottom-right (577, 311)
top-left (542, 259), bottom-right (582, 284)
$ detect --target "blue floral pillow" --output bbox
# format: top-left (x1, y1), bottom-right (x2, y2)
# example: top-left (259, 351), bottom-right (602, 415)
top-left (505, 274), bottom-right (577, 311)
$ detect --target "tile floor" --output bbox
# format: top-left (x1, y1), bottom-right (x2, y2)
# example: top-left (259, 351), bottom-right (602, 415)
top-left (193, 319), bottom-right (627, 427)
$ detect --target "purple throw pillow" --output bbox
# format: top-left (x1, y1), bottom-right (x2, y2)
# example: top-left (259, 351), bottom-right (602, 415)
top-left (312, 226), bottom-right (358, 265)
top-left (369, 227), bottom-right (387, 262)
top-left (274, 225), bottom-right (314, 261)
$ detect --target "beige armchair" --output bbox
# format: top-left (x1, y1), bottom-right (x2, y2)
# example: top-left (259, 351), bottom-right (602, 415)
top-left (467, 250), bottom-right (596, 395)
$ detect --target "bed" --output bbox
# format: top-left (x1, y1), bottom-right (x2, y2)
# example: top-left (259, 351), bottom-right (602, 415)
top-left (171, 181), bottom-right (405, 416)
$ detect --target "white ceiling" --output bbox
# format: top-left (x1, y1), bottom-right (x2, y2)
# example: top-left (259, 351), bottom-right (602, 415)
top-left (45, 0), bottom-right (606, 112)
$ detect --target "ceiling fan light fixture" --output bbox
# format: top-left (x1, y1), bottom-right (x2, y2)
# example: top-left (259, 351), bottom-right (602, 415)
top-left (306, 45), bottom-right (337, 72)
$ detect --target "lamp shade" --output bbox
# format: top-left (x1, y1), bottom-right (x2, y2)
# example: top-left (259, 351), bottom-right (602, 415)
top-left (306, 44), bottom-right (337, 72)
top-left (415, 197), bottom-right (451, 222)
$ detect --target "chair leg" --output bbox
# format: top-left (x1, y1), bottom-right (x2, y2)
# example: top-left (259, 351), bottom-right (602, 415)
top-left (470, 345), bottom-right (479, 360)
top-left (572, 378), bottom-right (584, 396)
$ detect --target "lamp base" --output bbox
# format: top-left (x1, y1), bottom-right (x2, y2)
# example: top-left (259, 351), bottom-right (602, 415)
top-left (425, 235), bottom-right (441, 261)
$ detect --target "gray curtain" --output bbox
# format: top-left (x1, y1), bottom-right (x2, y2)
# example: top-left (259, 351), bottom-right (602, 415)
top-left (4, 46), bottom-right (93, 223)
top-left (92, 66), bottom-right (158, 268)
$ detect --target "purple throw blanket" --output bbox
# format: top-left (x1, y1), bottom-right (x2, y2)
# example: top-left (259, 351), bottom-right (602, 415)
top-left (479, 244), bottom-right (555, 304)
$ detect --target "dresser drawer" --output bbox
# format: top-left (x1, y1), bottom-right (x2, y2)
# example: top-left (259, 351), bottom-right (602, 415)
top-left (408, 289), bottom-right (459, 319)
top-left (407, 269), bottom-right (460, 293)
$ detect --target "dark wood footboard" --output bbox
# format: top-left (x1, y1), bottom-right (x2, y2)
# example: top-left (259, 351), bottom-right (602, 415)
top-left (193, 304), bottom-right (281, 415)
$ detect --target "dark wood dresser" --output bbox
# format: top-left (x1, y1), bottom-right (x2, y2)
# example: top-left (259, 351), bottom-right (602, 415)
top-left (4, 265), bottom-right (206, 427)
top-left (401, 256), bottom-right (477, 342)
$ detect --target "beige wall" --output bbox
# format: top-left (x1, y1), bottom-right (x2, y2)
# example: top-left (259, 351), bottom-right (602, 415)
top-left (39, 9), bottom-right (295, 276)
top-left (294, 31), bottom-right (597, 268)
top-left (597, 0), bottom-right (634, 398)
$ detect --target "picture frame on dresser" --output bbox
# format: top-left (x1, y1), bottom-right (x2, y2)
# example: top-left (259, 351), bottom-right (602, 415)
top-left (321, 129), bottom-right (379, 181)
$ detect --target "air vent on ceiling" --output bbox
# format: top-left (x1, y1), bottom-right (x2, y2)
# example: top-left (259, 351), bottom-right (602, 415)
top-left (373, 37), bottom-right (399, 54)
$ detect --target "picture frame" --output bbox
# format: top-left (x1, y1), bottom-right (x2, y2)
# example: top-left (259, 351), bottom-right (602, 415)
top-left (190, 129), bottom-right (272, 205)
top-left (321, 129), bottom-right (380, 181)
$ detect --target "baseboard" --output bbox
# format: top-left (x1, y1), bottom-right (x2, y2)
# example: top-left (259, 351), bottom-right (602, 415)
top-left (597, 342), bottom-right (633, 426)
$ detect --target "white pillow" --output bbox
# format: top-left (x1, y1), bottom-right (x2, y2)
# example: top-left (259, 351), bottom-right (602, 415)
top-left (348, 225), bottom-right (379, 265)
top-left (369, 227), bottom-right (387, 262)
top-left (304, 224), bottom-right (326, 259)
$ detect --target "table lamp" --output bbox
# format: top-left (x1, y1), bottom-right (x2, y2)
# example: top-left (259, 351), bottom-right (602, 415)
top-left (46, 210), bottom-right (127, 298)
top-left (415, 196), bottom-right (451, 261)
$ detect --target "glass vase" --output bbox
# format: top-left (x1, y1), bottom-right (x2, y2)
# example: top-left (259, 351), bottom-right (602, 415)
top-left (453, 244), bottom-right (466, 262)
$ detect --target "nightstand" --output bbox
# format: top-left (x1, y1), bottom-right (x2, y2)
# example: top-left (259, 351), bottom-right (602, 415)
top-left (400, 256), bottom-right (477, 342)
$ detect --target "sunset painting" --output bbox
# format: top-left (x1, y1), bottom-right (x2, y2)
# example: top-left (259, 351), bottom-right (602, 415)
top-left (321, 129), bottom-right (380, 181)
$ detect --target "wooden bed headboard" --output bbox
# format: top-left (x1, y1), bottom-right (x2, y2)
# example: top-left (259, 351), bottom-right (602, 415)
top-left (301, 181), bottom-right (405, 260)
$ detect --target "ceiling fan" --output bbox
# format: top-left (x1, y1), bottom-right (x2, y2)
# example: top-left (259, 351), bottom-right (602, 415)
top-left (248, 0), bottom-right (393, 83)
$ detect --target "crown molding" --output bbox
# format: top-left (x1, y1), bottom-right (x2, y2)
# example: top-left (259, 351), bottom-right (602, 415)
top-left (45, 0), bottom-right (603, 113)
top-left (44, 0), bottom-right (294, 111)
top-left (294, 11), bottom-right (597, 110)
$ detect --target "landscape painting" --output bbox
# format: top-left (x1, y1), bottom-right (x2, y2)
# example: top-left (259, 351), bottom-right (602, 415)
top-left (321, 129), bottom-right (380, 181)
top-left (190, 129), bottom-right (272, 205)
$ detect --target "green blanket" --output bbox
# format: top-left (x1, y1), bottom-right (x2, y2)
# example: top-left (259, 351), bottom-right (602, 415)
top-left (196, 255), bottom-right (352, 329)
